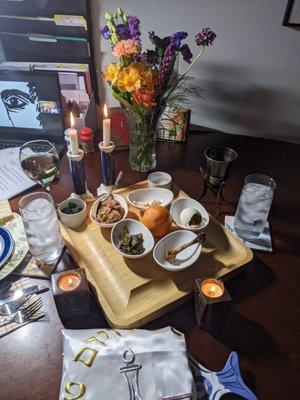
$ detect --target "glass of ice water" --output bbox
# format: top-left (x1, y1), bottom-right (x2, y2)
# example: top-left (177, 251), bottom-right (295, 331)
top-left (234, 174), bottom-right (276, 240)
top-left (19, 192), bottom-right (64, 264)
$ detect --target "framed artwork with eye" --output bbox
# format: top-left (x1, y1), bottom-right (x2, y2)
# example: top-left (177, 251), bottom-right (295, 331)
top-left (0, 81), bottom-right (42, 129)
top-left (0, 70), bottom-right (65, 144)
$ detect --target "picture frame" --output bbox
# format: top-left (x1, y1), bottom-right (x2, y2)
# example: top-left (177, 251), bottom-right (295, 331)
top-left (157, 107), bottom-right (191, 143)
top-left (282, 0), bottom-right (300, 27)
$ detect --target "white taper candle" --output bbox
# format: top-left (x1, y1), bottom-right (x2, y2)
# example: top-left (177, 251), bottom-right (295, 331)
top-left (102, 103), bottom-right (111, 147)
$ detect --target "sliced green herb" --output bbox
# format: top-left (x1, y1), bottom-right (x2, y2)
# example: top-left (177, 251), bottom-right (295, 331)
top-left (119, 225), bottom-right (145, 255)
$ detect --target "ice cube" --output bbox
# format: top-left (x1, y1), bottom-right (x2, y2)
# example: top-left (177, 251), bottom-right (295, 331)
top-left (22, 198), bottom-right (54, 221)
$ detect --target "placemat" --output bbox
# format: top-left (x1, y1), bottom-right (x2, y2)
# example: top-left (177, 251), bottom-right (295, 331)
top-left (12, 252), bottom-right (54, 279)
top-left (225, 215), bottom-right (273, 252)
top-left (0, 278), bottom-right (45, 338)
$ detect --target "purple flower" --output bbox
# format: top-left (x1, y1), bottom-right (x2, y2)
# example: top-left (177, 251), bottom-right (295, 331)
top-left (101, 25), bottom-right (111, 40)
top-left (194, 27), bottom-right (217, 46)
top-left (116, 24), bottom-right (131, 39)
top-left (149, 31), bottom-right (171, 50)
top-left (128, 15), bottom-right (141, 41)
top-left (158, 38), bottom-right (176, 92)
top-left (173, 31), bottom-right (188, 49)
top-left (179, 44), bottom-right (193, 63)
top-left (141, 50), bottom-right (159, 66)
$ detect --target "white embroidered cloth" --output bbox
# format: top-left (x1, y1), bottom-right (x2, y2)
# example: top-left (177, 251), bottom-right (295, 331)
top-left (60, 327), bottom-right (196, 400)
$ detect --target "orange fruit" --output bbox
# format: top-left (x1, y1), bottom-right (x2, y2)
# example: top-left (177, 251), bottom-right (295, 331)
top-left (141, 205), bottom-right (172, 237)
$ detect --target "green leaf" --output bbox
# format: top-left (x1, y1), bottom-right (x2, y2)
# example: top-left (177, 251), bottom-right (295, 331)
top-left (112, 92), bottom-right (132, 109)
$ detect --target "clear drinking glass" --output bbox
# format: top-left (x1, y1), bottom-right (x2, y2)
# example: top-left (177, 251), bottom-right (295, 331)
top-left (19, 140), bottom-right (60, 192)
top-left (19, 192), bottom-right (64, 264)
top-left (234, 174), bottom-right (276, 240)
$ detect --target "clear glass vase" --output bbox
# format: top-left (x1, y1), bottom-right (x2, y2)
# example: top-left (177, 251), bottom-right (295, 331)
top-left (125, 108), bottom-right (161, 172)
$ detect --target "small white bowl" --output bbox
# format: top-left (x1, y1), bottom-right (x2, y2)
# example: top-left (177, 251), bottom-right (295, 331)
top-left (58, 198), bottom-right (87, 229)
top-left (148, 171), bottom-right (172, 189)
top-left (153, 230), bottom-right (202, 271)
top-left (111, 218), bottom-right (154, 259)
top-left (90, 194), bottom-right (128, 228)
top-left (170, 198), bottom-right (209, 231)
top-left (127, 188), bottom-right (174, 210)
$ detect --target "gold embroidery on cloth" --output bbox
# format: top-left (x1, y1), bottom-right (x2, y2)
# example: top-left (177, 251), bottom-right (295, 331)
top-left (111, 329), bottom-right (122, 336)
top-left (87, 336), bottom-right (107, 347)
top-left (73, 345), bottom-right (98, 367)
top-left (86, 330), bottom-right (109, 347)
top-left (64, 381), bottom-right (86, 400)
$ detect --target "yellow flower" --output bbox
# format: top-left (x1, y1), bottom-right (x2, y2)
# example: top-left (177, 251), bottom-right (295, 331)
top-left (103, 63), bottom-right (121, 85)
top-left (116, 66), bottom-right (141, 92)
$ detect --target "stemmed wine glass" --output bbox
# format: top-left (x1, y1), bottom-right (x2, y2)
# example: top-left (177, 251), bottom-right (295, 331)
top-left (19, 140), bottom-right (60, 192)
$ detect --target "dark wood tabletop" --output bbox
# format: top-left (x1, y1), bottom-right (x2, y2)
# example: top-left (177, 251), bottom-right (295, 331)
top-left (1, 131), bottom-right (299, 400)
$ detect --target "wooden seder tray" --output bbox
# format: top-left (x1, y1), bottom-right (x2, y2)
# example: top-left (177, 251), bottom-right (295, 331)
top-left (60, 181), bottom-right (253, 328)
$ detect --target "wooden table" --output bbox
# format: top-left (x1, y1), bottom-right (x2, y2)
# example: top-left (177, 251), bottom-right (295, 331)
top-left (1, 131), bottom-right (299, 400)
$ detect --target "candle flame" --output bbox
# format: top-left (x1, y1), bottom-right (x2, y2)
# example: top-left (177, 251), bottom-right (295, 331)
top-left (70, 112), bottom-right (75, 128)
top-left (103, 103), bottom-right (108, 118)
top-left (211, 285), bottom-right (216, 293)
top-left (67, 278), bottom-right (73, 285)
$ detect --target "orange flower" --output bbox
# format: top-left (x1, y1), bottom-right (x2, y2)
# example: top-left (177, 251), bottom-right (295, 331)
top-left (131, 62), bottom-right (157, 90)
top-left (116, 66), bottom-right (141, 92)
top-left (132, 87), bottom-right (156, 108)
top-left (143, 68), bottom-right (157, 89)
top-left (113, 39), bottom-right (141, 58)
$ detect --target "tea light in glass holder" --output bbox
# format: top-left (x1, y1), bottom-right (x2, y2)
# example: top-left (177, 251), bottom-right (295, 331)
top-left (51, 269), bottom-right (89, 318)
top-left (201, 279), bottom-right (224, 298)
top-left (195, 277), bottom-right (231, 332)
top-left (58, 273), bottom-right (81, 291)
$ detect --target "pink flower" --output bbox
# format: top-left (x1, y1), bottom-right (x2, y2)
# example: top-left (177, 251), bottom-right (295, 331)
top-left (113, 39), bottom-right (141, 58)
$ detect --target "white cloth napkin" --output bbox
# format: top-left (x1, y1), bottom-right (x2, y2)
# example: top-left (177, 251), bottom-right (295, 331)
top-left (60, 327), bottom-right (196, 400)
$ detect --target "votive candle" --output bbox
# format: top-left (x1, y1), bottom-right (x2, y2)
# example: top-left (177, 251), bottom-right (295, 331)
top-left (58, 272), bottom-right (81, 292)
top-left (201, 278), bottom-right (224, 298)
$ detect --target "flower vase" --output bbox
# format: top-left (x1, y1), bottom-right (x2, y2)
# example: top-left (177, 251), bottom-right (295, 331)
top-left (125, 108), bottom-right (161, 172)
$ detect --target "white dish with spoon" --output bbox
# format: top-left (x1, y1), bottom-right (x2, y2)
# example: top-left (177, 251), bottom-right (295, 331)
top-left (127, 188), bottom-right (174, 210)
top-left (153, 230), bottom-right (203, 271)
top-left (170, 198), bottom-right (209, 231)
top-left (90, 194), bottom-right (128, 228)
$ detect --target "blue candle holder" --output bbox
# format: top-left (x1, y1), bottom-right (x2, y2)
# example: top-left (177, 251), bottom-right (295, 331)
top-left (97, 141), bottom-right (116, 195)
top-left (67, 149), bottom-right (93, 199)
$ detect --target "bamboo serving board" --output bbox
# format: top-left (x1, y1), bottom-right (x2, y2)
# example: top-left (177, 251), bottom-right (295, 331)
top-left (60, 181), bottom-right (253, 328)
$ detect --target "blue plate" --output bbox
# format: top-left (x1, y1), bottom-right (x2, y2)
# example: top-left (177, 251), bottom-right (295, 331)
top-left (0, 227), bottom-right (14, 268)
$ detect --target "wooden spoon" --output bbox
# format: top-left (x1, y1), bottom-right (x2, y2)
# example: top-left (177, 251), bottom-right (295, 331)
top-left (165, 232), bottom-right (206, 261)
